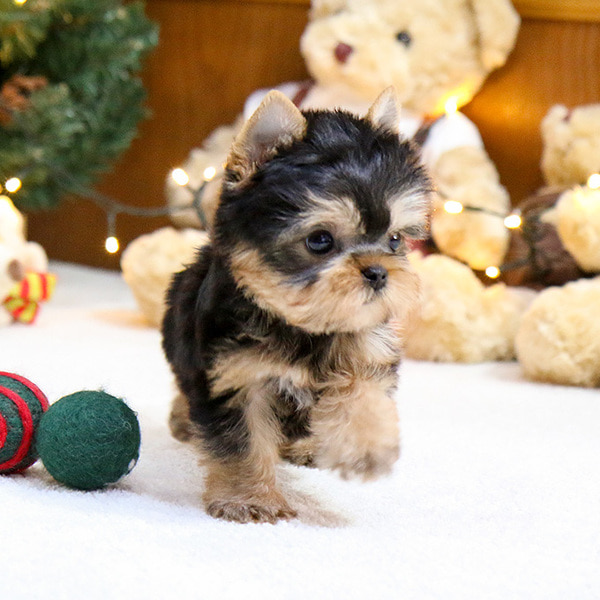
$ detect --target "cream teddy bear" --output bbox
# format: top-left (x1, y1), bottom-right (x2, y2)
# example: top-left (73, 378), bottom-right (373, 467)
top-left (538, 104), bottom-right (600, 274)
top-left (405, 103), bottom-right (600, 380)
top-left (121, 227), bottom-right (209, 327)
top-left (541, 104), bottom-right (600, 188)
top-left (513, 103), bottom-right (600, 387)
top-left (167, 0), bottom-right (520, 271)
top-left (404, 253), bottom-right (534, 363)
top-left (0, 245), bottom-right (26, 326)
top-left (0, 196), bottom-right (50, 325)
top-left (0, 195), bottom-right (48, 274)
top-left (516, 277), bottom-right (600, 388)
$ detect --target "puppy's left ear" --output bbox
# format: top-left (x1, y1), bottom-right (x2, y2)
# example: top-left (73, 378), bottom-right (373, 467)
top-left (227, 90), bottom-right (307, 183)
top-left (367, 87), bottom-right (401, 136)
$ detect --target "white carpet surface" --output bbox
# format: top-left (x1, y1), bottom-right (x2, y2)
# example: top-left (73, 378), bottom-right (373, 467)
top-left (1, 262), bottom-right (598, 600)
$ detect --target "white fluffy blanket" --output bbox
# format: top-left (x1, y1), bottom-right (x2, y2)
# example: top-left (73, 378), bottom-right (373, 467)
top-left (1, 262), bottom-right (598, 599)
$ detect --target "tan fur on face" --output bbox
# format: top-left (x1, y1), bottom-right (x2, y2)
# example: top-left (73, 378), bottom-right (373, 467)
top-left (286, 195), bottom-right (364, 242)
top-left (389, 192), bottom-right (431, 239)
top-left (230, 244), bottom-right (420, 334)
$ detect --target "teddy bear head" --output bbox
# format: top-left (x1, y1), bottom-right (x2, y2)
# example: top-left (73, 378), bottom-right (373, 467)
top-left (300, 0), bottom-right (520, 116)
top-left (541, 104), bottom-right (600, 187)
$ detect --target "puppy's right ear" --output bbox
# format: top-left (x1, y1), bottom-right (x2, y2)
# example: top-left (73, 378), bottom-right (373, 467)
top-left (226, 90), bottom-right (307, 183)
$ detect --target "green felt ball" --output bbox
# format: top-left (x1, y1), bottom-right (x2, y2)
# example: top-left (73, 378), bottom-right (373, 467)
top-left (0, 372), bottom-right (49, 474)
top-left (37, 390), bottom-right (141, 491)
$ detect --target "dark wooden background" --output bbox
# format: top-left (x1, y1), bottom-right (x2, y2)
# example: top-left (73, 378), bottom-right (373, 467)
top-left (26, 0), bottom-right (600, 269)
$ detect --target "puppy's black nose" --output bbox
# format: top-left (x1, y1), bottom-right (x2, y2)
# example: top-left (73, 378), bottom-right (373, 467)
top-left (361, 265), bottom-right (388, 291)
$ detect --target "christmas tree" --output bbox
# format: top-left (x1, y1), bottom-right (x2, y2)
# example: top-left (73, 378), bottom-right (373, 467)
top-left (0, 0), bottom-right (158, 210)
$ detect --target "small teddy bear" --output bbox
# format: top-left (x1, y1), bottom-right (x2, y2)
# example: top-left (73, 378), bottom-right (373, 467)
top-left (166, 0), bottom-right (520, 271)
top-left (121, 227), bottom-right (209, 327)
top-left (513, 103), bottom-right (600, 387)
top-left (404, 253), bottom-right (534, 363)
top-left (516, 276), bottom-right (600, 388)
top-left (0, 245), bottom-right (25, 326)
top-left (541, 104), bottom-right (600, 188)
top-left (0, 195), bottom-right (52, 325)
top-left (0, 195), bottom-right (48, 274)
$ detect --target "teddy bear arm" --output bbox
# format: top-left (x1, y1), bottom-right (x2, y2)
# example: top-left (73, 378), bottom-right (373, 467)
top-left (429, 146), bottom-right (511, 270)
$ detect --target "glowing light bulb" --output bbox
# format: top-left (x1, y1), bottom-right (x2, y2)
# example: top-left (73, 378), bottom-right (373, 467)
top-left (171, 168), bottom-right (190, 187)
top-left (587, 173), bottom-right (600, 190)
top-left (504, 213), bottom-right (522, 229)
top-left (444, 200), bottom-right (464, 214)
top-left (203, 166), bottom-right (217, 181)
top-left (485, 266), bottom-right (501, 279)
top-left (105, 236), bottom-right (120, 254)
top-left (14, 0), bottom-right (27, 5)
top-left (444, 96), bottom-right (459, 116)
top-left (5, 177), bottom-right (22, 193)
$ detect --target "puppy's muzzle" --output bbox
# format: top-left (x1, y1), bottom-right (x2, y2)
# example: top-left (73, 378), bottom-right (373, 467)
top-left (361, 264), bottom-right (388, 291)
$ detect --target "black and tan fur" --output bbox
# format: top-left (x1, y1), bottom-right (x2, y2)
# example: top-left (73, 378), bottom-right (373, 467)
top-left (162, 89), bottom-right (431, 523)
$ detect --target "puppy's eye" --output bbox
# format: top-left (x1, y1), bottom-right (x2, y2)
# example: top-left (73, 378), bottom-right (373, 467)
top-left (396, 31), bottom-right (412, 47)
top-left (306, 230), bottom-right (335, 255)
top-left (389, 233), bottom-right (402, 252)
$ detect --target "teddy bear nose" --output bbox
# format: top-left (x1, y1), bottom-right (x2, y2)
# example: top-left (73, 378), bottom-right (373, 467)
top-left (361, 265), bottom-right (388, 291)
top-left (334, 42), bottom-right (354, 64)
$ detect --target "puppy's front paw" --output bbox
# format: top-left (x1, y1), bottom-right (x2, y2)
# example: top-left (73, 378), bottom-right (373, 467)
top-left (319, 440), bottom-right (399, 481)
top-left (205, 497), bottom-right (297, 524)
top-left (312, 387), bottom-right (400, 481)
top-left (280, 438), bottom-right (317, 467)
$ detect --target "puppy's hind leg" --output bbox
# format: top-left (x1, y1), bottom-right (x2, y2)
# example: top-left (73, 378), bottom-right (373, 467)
top-left (202, 385), bottom-right (297, 524)
top-left (169, 392), bottom-right (195, 442)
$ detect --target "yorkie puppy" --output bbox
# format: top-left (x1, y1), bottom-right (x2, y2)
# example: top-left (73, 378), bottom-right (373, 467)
top-left (162, 88), bottom-right (432, 523)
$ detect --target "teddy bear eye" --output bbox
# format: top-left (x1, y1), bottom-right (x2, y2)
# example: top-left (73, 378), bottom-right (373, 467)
top-left (306, 230), bottom-right (335, 255)
top-left (396, 31), bottom-right (412, 47)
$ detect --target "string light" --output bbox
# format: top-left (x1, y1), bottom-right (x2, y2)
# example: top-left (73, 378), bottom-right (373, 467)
top-left (105, 236), bottom-right (120, 254)
top-left (63, 168), bottom-right (212, 255)
top-left (444, 200), bottom-right (464, 214)
top-left (5, 177), bottom-right (22, 193)
top-left (171, 168), bottom-right (190, 187)
top-left (203, 166), bottom-right (217, 181)
top-left (14, 0), bottom-right (28, 5)
top-left (444, 96), bottom-right (459, 116)
top-left (485, 266), bottom-right (501, 279)
top-left (503, 212), bottom-right (522, 229)
top-left (587, 173), bottom-right (600, 190)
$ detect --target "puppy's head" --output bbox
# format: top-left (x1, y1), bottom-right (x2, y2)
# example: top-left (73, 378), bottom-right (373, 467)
top-left (215, 89), bottom-right (432, 334)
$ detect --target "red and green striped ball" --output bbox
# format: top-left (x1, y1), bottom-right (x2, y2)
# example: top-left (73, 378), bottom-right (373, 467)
top-left (0, 372), bottom-right (49, 474)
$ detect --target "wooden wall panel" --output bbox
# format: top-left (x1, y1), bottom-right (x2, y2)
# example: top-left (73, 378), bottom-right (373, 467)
top-left (463, 15), bottom-right (600, 205)
top-left (27, 0), bottom-right (310, 269)
top-left (26, 0), bottom-right (600, 268)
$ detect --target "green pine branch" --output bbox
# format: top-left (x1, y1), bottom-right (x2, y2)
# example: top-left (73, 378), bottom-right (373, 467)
top-left (0, 0), bottom-right (159, 210)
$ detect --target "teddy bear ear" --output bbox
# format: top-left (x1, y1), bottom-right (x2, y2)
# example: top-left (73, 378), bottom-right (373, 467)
top-left (309, 0), bottom-right (348, 20)
top-left (226, 90), bottom-right (307, 182)
top-left (470, 0), bottom-right (520, 71)
top-left (366, 87), bottom-right (401, 135)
